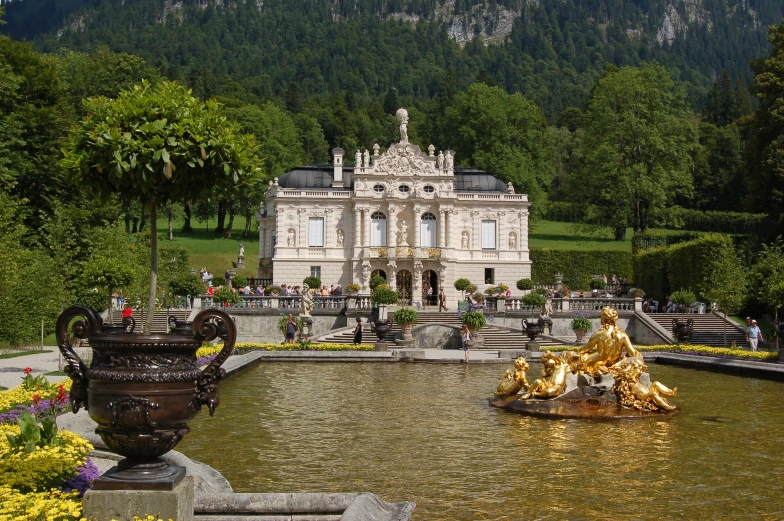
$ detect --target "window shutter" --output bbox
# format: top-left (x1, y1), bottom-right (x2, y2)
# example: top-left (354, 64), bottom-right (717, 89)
top-left (309, 218), bottom-right (324, 247)
top-left (481, 220), bottom-right (496, 249)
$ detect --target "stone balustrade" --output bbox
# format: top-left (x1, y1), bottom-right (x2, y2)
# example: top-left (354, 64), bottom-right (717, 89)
top-left (200, 295), bottom-right (374, 311)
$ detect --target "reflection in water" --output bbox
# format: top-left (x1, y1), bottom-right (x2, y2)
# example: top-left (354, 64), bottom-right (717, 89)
top-left (179, 363), bottom-right (784, 520)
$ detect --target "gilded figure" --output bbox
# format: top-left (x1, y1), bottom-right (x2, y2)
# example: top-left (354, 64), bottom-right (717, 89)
top-left (520, 351), bottom-right (571, 400)
top-left (494, 357), bottom-right (530, 397)
top-left (610, 357), bottom-right (678, 412)
top-left (576, 307), bottom-right (639, 376)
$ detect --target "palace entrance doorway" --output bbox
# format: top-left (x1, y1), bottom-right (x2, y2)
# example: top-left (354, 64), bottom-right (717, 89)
top-left (396, 269), bottom-right (412, 305)
top-left (422, 269), bottom-right (438, 306)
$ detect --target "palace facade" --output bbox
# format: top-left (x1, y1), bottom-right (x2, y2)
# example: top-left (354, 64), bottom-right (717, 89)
top-left (257, 109), bottom-right (531, 305)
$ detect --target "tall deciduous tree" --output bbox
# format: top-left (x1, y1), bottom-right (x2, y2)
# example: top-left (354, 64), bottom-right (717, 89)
top-left (702, 246), bottom-right (747, 347)
top-left (579, 64), bottom-right (696, 238)
top-left (62, 81), bottom-right (261, 333)
top-left (442, 83), bottom-right (554, 217)
top-left (748, 22), bottom-right (784, 231)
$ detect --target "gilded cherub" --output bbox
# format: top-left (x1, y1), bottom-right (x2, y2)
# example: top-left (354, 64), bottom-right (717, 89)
top-left (610, 357), bottom-right (678, 412)
top-left (577, 307), bottom-right (640, 376)
top-left (494, 357), bottom-right (530, 397)
top-left (520, 351), bottom-right (571, 400)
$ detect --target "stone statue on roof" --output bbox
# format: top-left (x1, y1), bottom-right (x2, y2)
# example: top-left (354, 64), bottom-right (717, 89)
top-left (396, 108), bottom-right (409, 144)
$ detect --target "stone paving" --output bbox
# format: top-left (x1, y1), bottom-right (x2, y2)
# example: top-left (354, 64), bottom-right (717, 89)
top-left (0, 349), bottom-right (68, 389)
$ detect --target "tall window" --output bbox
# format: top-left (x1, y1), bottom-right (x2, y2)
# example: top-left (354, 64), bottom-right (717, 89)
top-left (421, 212), bottom-right (437, 247)
top-left (309, 217), bottom-right (324, 247)
top-left (370, 211), bottom-right (387, 247)
top-left (481, 220), bottom-right (497, 249)
top-left (311, 266), bottom-right (321, 279)
top-left (485, 268), bottom-right (495, 284)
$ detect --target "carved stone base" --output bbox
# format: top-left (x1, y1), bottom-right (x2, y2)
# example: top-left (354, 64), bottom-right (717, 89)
top-left (92, 459), bottom-right (186, 491)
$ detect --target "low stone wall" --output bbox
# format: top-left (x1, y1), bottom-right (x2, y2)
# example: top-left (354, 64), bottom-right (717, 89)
top-left (229, 312), bottom-right (348, 343)
top-left (411, 324), bottom-right (462, 350)
top-left (492, 315), bottom-right (632, 343)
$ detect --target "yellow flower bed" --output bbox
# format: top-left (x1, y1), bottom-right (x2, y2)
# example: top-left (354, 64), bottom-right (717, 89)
top-left (0, 485), bottom-right (82, 521)
top-left (195, 345), bottom-right (224, 358)
top-left (0, 426), bottom-right (92, 493)
top-left (0, 380), bottom-right (72, 413)
top-left (235, 342), bottom-right (375, 352)
top-left (543, 344), bottom-right (778, 361)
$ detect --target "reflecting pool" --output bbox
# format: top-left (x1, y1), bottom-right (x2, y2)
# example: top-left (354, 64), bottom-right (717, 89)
top-left (178, 363), bottom-right (784, 520)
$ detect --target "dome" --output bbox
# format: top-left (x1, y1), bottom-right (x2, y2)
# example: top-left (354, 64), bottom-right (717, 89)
top-left (454, 169), bottom-right (507, 192)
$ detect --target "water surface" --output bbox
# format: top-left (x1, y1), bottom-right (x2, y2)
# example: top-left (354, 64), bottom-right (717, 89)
top-left (179, 363), bottom-right (784, 520)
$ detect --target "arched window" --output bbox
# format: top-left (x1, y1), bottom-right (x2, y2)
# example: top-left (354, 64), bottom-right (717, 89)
top-left (420, 212), bottom-right (437, 247)
top-left (371, 211), bottom-right (387, 247)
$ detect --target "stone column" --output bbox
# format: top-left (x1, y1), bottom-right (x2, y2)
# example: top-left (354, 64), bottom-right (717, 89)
top-left (298, 208), bottom-right (306, 247)
top-left (520, 210), bottom-right (529, 251)
top-left (363, 208), bottom-right (371, 248)
top-left (413, 206), bottom-right (421, 249)
top-left (438, 209), bottom-right (446, 248)
top-left (447, 210), bottom-right (455, 249)
top-left (354, 207), bottom-right (361, 247)
top-left (325, 209), bottom-right (333, 248)
top-left (388, 204), bottom-right (396, 249)
top-left (471, 211), bottom-right (479, 251)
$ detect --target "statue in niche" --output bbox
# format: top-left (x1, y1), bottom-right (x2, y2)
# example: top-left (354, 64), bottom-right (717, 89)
top-left (397, 221), bottom-right (409, 246)
top-left (437, 151), bottom-right (444, 169)
top-left (364, 149), bottom-right (371, 168)
top-left (355, 150), bottom-right (362, 168)
top-left (287, 228), bottom-right (296, 247)
top-left (461, 231), bottom-right (469, 249)
top-left (336, 229), bottom-right (344, 247)
top-left (509, 233), bottom-right (517, 250)
top-left (396, 108), bottom-right (409, 144)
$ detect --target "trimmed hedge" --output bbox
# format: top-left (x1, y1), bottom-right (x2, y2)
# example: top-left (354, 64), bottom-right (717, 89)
top-left (530, 249), bottom-right (633, 289)
top-left (633, 234), bottom-right (737, 302)
top-left (631, 232), bottom-right (700, 254)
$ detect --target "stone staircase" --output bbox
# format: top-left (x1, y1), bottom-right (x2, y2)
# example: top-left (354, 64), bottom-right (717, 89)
top-left (645, 312), bottom-right (747, 347)
top-left (316, 312), bottom-right (566, 349)
top-left (108, 309), bottom-right (192, 334)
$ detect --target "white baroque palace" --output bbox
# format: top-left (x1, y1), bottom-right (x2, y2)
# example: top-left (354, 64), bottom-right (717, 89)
top-left (257, 109), bottom-right (531, 305)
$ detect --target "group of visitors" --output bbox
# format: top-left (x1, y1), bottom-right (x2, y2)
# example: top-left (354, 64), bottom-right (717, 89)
top-left (200, 269), bottom-right (214, 287)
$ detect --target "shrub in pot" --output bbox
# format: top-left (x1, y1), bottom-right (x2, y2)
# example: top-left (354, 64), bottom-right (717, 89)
top-left (303, 276), bottom-right (321, 290)
top-left (516, 278), bottom-right (534, 291)
top-left (393, 307), bottom-right (418, 340)
top-left (522, 292), bottom-right (547, 310)
top-left (369, 275), bottom-right (387, 291)
top-left (570, 313), bottom-right (592, 342)
top-left (231, 274), bottom-right (248, 289)
top-left (345, 283), bottom-right (361, 295)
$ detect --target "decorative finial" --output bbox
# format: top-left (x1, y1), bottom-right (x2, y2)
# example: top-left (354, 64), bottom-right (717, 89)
top-left (428, 144), bottom-right (435, 157)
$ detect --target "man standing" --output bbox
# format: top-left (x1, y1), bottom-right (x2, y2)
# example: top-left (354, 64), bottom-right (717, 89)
top-left (285, 313), bottom-right (298, 344)
top-left (747, 319), bottom-right (763, 352)
top-left (438, 288), bottom-right (448, 312)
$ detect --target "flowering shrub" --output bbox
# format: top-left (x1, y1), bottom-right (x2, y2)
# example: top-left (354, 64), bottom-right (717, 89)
top-left (457, 302), bottom-right (493, 331)
top-left (234, 342), bottom-right (375, 352)
top-left (0, 425), bottom-right (93, 493)
top-left (62, 458), bottom-right (101, 496)
top-left (570, 311), bottom-right (592, 332)
top-left (0, 485), bottom-right (83, 521)
top-left (543, 344), bottom-right (778, 361)
top-left (0, 379), bottom-right (72, 417)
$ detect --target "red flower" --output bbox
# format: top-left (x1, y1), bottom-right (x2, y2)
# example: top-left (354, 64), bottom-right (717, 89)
top-left (23, 367), bottom-right (32, 375)
top-left (32, 394), bottom-right (41, 405)
top-left (57, 385), bottom-right (68, 404)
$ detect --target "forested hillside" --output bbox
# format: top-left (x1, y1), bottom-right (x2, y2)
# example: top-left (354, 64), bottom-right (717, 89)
top-left (3, 0), bottom-right (783, 117)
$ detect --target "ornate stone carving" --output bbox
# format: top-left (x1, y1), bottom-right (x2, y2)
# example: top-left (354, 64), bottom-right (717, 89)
top-left (428, 144), bottom-right (435, 157)
top-left (461, 231), bottom-right (470, 249)
top-left (509, 232), bottom-right (518, 250)
top-left (287, 228), bottom-right (296, 247)
top-left (336, 229), bottom-right (344, 247)
top-left (373, 143), bottom-right (438, 177)
top-left (397, 221), bottom-right (409, 246)
top-left (396, 108), bottom-right (409, 144)
top-left (364, 149), bottom-right (371, 168)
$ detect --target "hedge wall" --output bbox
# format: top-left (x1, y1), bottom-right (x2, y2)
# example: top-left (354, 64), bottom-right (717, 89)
top-left (631, 232), bottom-right (701, 254)
top-left (530, 249), bottom-right (633, 289)
top-left (632, 234), bottom-right (737, 301)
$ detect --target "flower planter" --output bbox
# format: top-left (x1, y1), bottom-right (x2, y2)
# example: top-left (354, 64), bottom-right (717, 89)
top-left (521, 319), bottom-right (542, 342)
top-left (55, 306), bottom-right (236, 490)
top-left (573, 329), bottom-right (587, 343)
top-left (672, 317), bottom-right (694, 343)
top-left (401, 323), bottom-right (414, 340)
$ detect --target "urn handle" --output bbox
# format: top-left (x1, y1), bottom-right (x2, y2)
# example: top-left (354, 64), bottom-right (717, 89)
top-left (192, 309), bottom-right (236, 417)
top-left (55, 306), bottom-right (103, 413)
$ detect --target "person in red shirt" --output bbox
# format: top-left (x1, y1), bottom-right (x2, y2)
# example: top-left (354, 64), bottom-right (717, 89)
top-left (122, 307), bottom-right (133, 320)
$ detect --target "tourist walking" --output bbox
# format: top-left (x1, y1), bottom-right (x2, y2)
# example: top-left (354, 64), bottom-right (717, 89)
top-left (747, 320), bottom-right (763, 351)
top-left (353, 318), bottom-right (363, 345)
top-left (439, 288), bottom-right (448, 312)
top-left (285, 313), bottom-right (298, 344)
top-left (460, 325), bottom-right (472, 363)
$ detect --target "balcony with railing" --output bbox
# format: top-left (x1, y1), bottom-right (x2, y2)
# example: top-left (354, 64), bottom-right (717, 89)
top-left (395, 247), bottom-right (414, 258)
top-left (200, 294), bottom-right (374, 312)
top-left (370, 247), bottom-right (389, 258)
top-left (423, 247), bottom-right (441, 259)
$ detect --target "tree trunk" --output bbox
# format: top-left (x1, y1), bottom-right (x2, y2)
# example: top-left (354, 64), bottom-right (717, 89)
top-left (215, 202), bottom-right (226, 234)
top-left (242, 212), bottom-right (252, 238)
top-left (182, 201), bottom-right (193, 233)
top-left (132, 217), bottom-right (139, 234)
top-left (125, 214), bottom-right (131, 234)
top-left (145, 201), bottom-right (158, 335)
top-left (168, 206), bottom-right (174, 241)
top-left (225, 208), bottom-right (235, 239)
top-left (614, 227), bottom-right (627, 241)
top-left (139, 206), bottom-right (147, 233)
top-left (108, 288), bottom-right (113, 325)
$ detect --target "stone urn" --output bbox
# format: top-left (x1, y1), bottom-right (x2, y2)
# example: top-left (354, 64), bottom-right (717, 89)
top-left (56, 306), bottom-right (236, 490)
top-left (672, 317), bottom-right (694, 343)
top-left (573, 329), bottom-right (587, 343)
top-left (372, 319), bottom-right (392, 341)
top-left (522, 318), bottom-right (542, 342)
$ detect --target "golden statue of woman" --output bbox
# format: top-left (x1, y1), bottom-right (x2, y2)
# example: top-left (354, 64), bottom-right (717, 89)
top-left (577, 307), bottom-right (639, 376)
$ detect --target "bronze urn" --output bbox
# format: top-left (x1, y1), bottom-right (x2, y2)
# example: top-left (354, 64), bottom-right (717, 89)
top-left (55, 306), bottom-right (236, 490)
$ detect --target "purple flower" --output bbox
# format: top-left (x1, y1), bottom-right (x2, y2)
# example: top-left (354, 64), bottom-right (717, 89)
top-left (197, 354), bottom-right (218, 365)
top-left (63, 458), bottom-right (102, 496)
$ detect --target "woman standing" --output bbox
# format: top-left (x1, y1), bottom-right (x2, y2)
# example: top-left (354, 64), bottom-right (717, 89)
top-left (353, 318), bottom-right (363, 345)
top-left (460, 325), bottom-right (472, 363)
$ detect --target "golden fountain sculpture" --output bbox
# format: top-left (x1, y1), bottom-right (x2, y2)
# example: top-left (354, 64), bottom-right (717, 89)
top-left (490, 307), bottom-right (679, 418)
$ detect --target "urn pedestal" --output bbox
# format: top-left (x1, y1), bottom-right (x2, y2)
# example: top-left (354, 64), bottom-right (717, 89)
top-left (56, 306), bottom-right (236, 490)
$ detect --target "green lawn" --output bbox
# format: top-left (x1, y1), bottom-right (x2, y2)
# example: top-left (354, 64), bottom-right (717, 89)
top-left (0, 350), bottom-right (52, 359)
top-left (155, 216), bottom-right (259, 279)
top-left (528, 221), bottom-right (695, 251)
